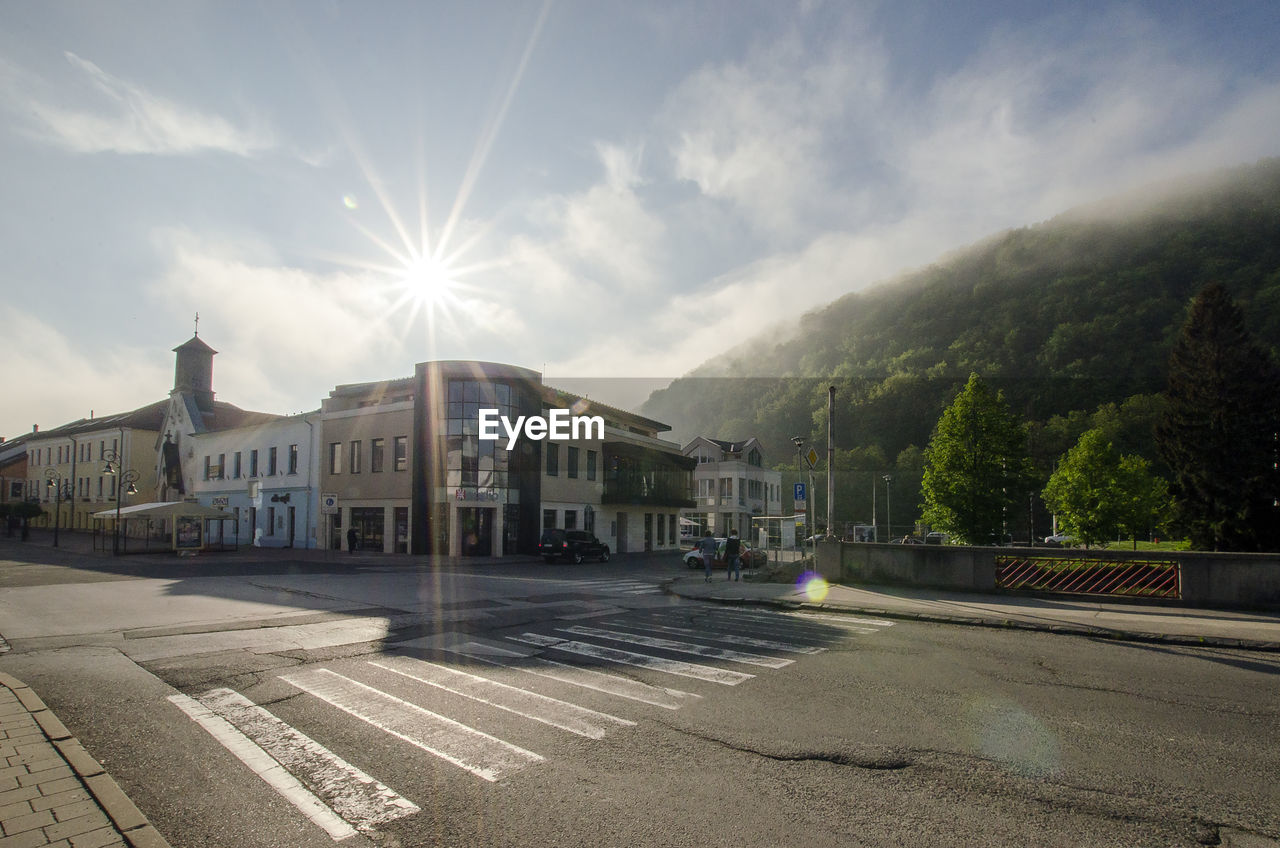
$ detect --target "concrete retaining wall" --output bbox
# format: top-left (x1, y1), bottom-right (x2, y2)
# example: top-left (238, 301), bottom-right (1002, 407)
top-left (816, 540), bottom-right (1280, 610)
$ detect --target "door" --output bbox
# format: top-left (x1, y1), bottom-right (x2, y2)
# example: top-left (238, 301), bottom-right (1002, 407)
top-left (458, 507), bottom-right (494, 556)
top-left (287, 506), bottom-right (296, 548)
top-left (616, 512), bottom-right (627, 554)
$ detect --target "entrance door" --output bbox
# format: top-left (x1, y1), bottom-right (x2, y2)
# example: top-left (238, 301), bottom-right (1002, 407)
top-left (351, 507), bottom-right (385, 552)
top-left (616, 512), bottom-right (627, 554)
top-left (287, 506), bottom-right (296, 548)
top-left (458, 507), bottom-right (494, 556)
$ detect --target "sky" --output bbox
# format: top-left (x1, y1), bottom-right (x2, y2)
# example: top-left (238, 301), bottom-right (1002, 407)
top-left (2, 0), bottom-right (1279, 439)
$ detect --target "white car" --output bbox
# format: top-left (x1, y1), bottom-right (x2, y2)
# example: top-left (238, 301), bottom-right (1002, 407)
top-left (1044, 533), bottom-right (1075, 545)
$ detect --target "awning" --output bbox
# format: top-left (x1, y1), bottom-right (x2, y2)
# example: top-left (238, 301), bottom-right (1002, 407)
top-left (92, 502), bottom-right (233, 520)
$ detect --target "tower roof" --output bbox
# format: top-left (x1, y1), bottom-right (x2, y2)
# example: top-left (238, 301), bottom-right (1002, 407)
top-left (172, 335), bottom-right (217, 355)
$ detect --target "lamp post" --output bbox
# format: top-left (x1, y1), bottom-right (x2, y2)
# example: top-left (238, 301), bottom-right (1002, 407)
top-left (882, 474), bottom-right (893, 542)
top-left (792, 436), bottom-right (813, 556)
top-left (42, 468), bottom-right (73, 547)
top-left (102, 449), bottom-right (139, 556)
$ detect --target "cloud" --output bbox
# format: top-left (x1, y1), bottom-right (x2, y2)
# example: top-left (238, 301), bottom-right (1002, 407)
top-left (661, 32), bottom-right (887, 244)
top-left (0, 306), bottom-right (171, 439)
top-left (0, 52), bottom-right (273, 156)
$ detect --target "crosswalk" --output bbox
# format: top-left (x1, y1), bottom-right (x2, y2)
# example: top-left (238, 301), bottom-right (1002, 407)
top-left (168, 603), bottom-right (894, 839)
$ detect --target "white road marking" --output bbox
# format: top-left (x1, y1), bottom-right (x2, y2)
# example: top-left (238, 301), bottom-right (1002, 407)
top-left (168, 693), bottom-right (358, 841)
top-left (196, 689), bottom-right (418, 832)
top-left (603, 619), bottom-right (826, 654)
top-left (570, 580), bottom-right (662, 595)
top-left (367, 656), bottom-right (634, 740)
top-left (557, 625), bottom-right (794, 669)
top-left (789, 612), bottom-right (896, 628)
top-left (443, 641), bottom-right (700, 711)
top-left (509, 633), bottom-right (754, 685)
top-left (280, 669), bottom-right (543, 783)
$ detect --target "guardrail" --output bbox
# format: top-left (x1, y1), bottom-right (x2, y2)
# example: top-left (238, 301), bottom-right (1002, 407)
top-left (996, 555), bottom-right (1181, 600)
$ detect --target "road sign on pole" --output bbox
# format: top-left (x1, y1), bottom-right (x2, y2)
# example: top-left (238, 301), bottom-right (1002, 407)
top-left (805, 447), bottom-right (819, 470)
top-left (794, 482), bottom-right (807, 509)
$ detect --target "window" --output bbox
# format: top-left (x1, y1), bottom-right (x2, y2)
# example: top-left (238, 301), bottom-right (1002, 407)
top-left (233, 452), bottom-right (242, 479)
top-left (564, 510), bottom-right (577, 530)
top-left (268, 446), bottom-right (278, 476)
top-left (370, 438), bottom-right (385, 473)
top-left (545, 443), bottom-right (558, 476)
top-left (250, 449), bottom-right (259, 477)
top-left (394, 436), bottom-right (408, 471)
top-left (567, 446), bottom-right (579, 479)
top-left (97, 476), bottom-right (103, 497)
top-left (543, 509), bottom-right (556, 529)
top-left (328, 442), bottom-right (342, 474)
top-left (657, 513), bottom-right (665, 545)
top-left (350, 440), bottom-right (361, 474)
top-left (288, 444), bottom-right (299, 475)
top-left (266, 506), bottom-right (275, 536)
top-left (217, 453), bottom-right (226, 479)
top-left (99, 440), bottom-right (105, 459)
top-left (203, 456), bottom-right (211, 481)
top-left (669, 514), bottom-right (677, 545)
top-left (587, 450), bottom-right (597, 481)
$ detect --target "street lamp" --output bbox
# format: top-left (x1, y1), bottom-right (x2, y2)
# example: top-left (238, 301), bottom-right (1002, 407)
top-left (102, 449), bottom-right (140, 556)
top-left (882, 474), bottom-right (893, 542)
top-left (43, 468), bottom-right (73, 547)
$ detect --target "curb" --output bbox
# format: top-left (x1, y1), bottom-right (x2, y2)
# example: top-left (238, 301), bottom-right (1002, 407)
top-left (665, 583), bottom-right (1280, 653)
top-left (0, 671), bottom-right (171, 848)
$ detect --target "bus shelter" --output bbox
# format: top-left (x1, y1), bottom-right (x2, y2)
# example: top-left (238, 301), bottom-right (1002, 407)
top-left (92, 502), bottom-right (237, 554)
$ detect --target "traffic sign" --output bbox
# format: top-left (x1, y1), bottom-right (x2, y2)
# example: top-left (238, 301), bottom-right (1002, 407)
top-left (794, 482), bottom-right (806, 505)
top-left (805, 447), bottom-right (819, 469)
top-left (321, 493), bottom-right (339, 515)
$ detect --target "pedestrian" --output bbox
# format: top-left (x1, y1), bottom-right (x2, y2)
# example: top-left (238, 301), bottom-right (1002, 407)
top-left (725, 529), bottom-right (742, 581)
top-left (699, 530), bottom-right (717, 583)
top-left (347, 526), bottom-right (358, 554)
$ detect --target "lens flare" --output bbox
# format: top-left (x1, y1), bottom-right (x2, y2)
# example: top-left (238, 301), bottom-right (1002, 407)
top-left (969, 697), bottom-right (1061, 777)
top-left (796, 570), bottom-right (830, 603)
top-left (342, 194), bottom-right (358, 210)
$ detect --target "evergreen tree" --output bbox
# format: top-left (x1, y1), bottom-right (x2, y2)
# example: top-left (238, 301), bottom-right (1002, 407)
top-left (921, 373), bottom-right (1035, 545)
top-left (1156, 283), bottom-right (1280, 551)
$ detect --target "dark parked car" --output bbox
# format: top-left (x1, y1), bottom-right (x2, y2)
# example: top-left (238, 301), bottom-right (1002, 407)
top-left (539, 529), bottom-right (611, 563)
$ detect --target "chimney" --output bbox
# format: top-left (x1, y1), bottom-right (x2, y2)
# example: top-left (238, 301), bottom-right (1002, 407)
top-left (32, 424), bottom-right (39, 434)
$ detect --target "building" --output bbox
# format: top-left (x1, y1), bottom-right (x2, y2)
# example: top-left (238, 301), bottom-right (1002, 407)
top-left (320, 377), bottom-right (415, 553)
top-left (408, 361), bottom-right (696, 557)
top-left (182, 412), bottom-right (322, 548)
top-left (157, 334), bottom-right (318, 546)
top-left (0, 436), bottom-right (30, 506)
top-left (23, 404), bottom-right (166, 533)
top-left (681, 436), bottom-right (783, 537)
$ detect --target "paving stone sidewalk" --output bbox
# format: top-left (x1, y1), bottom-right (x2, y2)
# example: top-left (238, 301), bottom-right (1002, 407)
top-left (0, 674), bottom-right (168, 848)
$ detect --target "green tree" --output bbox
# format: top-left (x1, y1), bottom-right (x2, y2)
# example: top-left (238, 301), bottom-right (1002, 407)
top-left (1156, 283), bottom-right (1280, 551)
top-left (1042, 429), bottom-right (1170, 548)
top-left (921, 373), bottom-right (1035, 544)
top-left (1114, 455), bottom-right (1171, 549)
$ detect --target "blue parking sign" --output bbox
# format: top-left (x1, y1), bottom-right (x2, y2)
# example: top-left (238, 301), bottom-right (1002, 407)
top-left (794, 482), bottom-right (806, 501)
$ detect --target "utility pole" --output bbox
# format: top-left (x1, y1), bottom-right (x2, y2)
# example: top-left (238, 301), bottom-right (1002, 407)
top-left (827, 386), bottom-right (835, 539)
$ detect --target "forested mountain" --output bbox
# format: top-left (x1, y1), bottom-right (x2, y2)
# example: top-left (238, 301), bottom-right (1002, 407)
top-left (642, 158), bottom-right (1280, 535)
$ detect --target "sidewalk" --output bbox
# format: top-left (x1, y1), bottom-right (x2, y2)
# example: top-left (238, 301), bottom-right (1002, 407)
top-left (0, 673), bottom-right (169, 848)
top-left (668, 574), bottom-right (1280, 651)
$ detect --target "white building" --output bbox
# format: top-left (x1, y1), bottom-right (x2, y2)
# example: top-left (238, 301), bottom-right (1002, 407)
top-left (681, 436), bottom-right (783, 538)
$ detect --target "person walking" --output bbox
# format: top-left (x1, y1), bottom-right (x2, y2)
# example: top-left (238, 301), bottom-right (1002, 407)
top-left (699, 530), bottom-right (718, 583)
top-left (346, 526), bottom-right (358, 554)
top-left (724, 529), bottom-right (742, 581)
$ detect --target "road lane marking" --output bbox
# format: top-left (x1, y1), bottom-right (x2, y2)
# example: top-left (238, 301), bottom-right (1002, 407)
top-left (168, 693), bottom-right (358, 841)
top-left (280, 669), bottom-right (543, 783)
top-left (367, 656), bottom-right (635, 740)
top-left (556, 625), bottom-right (795, 669)
top-left (442, 641), bottom-right (700, 710)
top-left (196, 689), bottom-right (418, 832)
top-left (509, 633), bottom-right (754, 685)
top-left (602, 619), bottom-right (827, 654)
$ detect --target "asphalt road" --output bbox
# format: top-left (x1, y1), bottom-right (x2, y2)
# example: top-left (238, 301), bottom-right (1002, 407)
top-left (1, 548), bottom-right (1276, 847)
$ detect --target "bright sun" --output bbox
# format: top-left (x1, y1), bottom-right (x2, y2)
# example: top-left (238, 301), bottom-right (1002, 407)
top-left (400, 253), bottom-right (456, 306)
